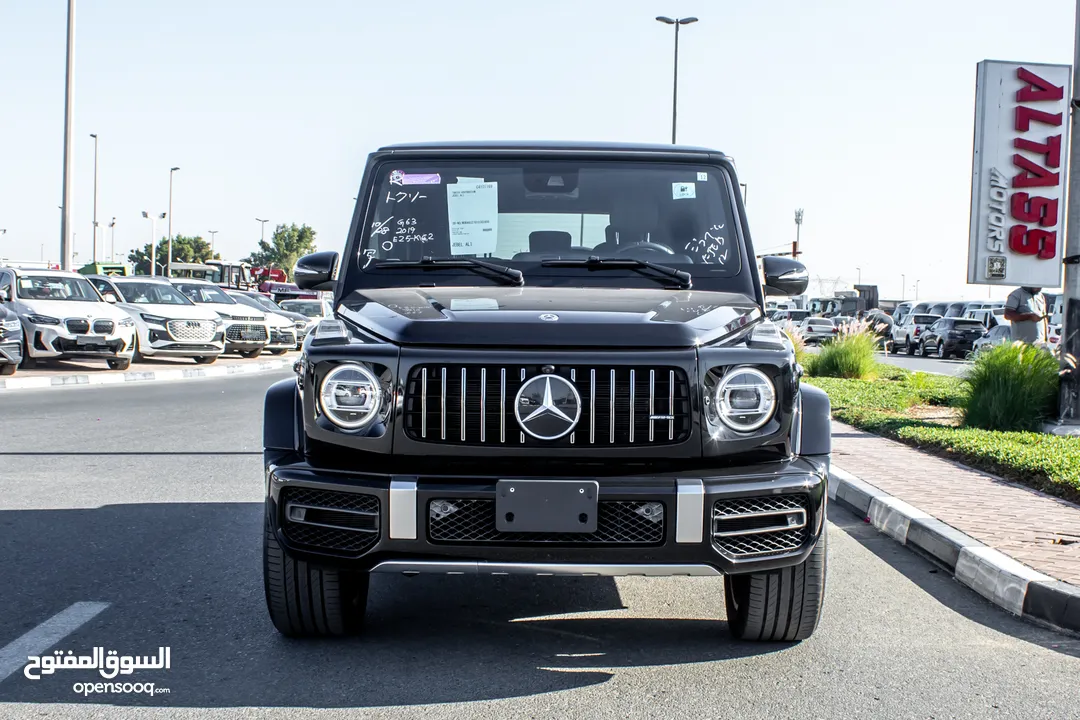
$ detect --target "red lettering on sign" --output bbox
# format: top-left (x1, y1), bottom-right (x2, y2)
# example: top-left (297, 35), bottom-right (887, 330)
top-left (1013, 134), bottom-right (1062, 168)
top-left (1010, 192), bottom-right (1059, 226)
top-left (1015, 105), bottom-right (1063, 131)
top-left (1011, 154), bottom-right (1059, 188)
top-left (1015, 67), bottom-right (1065, 102)
top-left (1009, 225), bottom-right (1057, 259)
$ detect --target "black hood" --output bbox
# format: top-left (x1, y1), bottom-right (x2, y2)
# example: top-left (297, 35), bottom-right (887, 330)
top-left (336, 286), bottom-right (762, 348)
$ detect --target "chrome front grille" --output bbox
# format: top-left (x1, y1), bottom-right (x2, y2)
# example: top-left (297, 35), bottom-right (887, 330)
top-left (712, 495), bottom-right (809, 558)
top-left (167, 319), bottom-right (216, 342)
top-left (92, 320), bottom-right (114, 334)
top-left (225, 324), bottom-right (267, 342)
top-left (269, 329), bottom-right (296, 345)
top-left (65, 319), bottom-right (89, 334)
top-left (403, 364), bottom-right (691, 447)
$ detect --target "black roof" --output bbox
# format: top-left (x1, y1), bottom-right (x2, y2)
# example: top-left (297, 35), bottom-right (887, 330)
top-left (376, 140), bottom-right (728, 159)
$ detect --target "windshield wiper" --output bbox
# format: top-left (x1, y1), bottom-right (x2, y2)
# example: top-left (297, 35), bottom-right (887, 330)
top-left (540, 256), bottom-right (692, 290)
top-left (374, 257), bottom-right (524, 286)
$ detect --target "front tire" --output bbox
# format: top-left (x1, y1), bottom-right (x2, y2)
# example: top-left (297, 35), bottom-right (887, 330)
top-left (263, 516), bottom-right (369, 637)
top-left (19, 337), bottom-right (36, 369)
top-left (905, 338), bottom-right (915, 356)
top-left (107, 357), bottom-right (131, 371)
top-left (0, 363), bottom-right (15, 376)
top-left (194, 355), bottom-right (218, 365)
top-left (725, 529), bottom-right (826, 642)
top-left (270, 348), bottom-right (288, 356)
top-left (239, 348), bottom-right (263, 359)
top-left (937, 343), bottom-right (948, 359)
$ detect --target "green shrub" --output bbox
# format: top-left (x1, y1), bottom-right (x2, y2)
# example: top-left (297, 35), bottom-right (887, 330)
top-left (962, 342), bottom-right (1060, 432)
top-left (780, 322), bottom-right (809, 369)
top-left (808, 325), bottom-right (878, 379)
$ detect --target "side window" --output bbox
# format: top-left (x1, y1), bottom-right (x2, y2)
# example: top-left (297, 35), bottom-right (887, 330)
top-left (0, 271), bottom-right (11, 299)
top-left (91, 279), bottom-right (112, 297)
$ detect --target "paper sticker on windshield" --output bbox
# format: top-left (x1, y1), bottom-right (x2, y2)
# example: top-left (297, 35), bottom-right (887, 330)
top-left (672, 182), bottom-right (696, 200)
top-left (389, 170), bottom-right (442, 186)
top-left (697, 172), bottom-right (708, 182)
top-left (447, 181), bottom-right (499, 256)
top-left (450, 298), bottom-right (500, 311)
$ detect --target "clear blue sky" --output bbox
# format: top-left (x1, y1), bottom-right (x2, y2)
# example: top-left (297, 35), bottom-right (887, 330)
top-left (1, 0), bottom-right (1076, 301)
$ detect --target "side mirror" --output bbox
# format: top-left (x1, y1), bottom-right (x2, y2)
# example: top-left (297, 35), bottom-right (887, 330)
top-left (0, 287), bottom-right (10, 303)
top-left (104, 293), bottom-right (118, 304)
top-left (294, 251), bottom-right (340, 291)
top-left (762, 256), bottom-right (809, 297)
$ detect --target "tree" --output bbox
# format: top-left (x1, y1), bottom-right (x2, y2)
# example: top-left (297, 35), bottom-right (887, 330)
top-left (244, 224), bottom-right (317, 281)
top-left (128, 235), bottom-right (219, 276)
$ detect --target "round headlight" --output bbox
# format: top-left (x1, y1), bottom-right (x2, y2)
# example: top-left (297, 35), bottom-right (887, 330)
top-left (319, 363), bottom-right (383, 430)
top-left (714, 367), bottom-right (776, 432)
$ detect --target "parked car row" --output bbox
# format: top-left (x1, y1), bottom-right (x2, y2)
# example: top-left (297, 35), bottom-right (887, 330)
top-left (0, 267), bottom-right (334, 376)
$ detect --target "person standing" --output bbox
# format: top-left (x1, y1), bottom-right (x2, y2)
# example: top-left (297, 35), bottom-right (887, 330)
top-left (1003, 286), bottom-right (1049, 345)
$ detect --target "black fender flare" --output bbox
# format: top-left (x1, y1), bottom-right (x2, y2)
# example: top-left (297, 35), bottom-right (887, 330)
top-left (264, 377), bottom-right (303, 453)
top-left (796, 383), bottom-right (831, 457)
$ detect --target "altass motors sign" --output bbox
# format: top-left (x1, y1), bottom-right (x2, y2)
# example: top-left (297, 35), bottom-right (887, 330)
top-left (968, 60), bottom-right (1070, 287)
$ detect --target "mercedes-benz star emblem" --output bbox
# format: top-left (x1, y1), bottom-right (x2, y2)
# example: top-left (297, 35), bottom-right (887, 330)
top-left (539, 313), bottom-right (559, 322)
top-left (514, 374), bottom-right (581, 440)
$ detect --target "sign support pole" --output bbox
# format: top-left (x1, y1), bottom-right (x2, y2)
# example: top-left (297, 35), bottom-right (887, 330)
top-left (1060, 0), bottom-right (1080, 425)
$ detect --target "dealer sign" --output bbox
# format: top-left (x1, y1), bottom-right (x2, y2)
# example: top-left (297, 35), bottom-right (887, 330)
top-left (967, 60), bottom-right (1070, 287)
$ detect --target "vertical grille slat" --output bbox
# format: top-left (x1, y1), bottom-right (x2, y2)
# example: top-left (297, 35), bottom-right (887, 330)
top-left (405, 364), bottom-right (690, 448)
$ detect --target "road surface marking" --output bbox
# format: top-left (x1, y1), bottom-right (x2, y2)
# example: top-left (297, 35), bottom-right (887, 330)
top-left (0, 602), bottom-right (110, 683)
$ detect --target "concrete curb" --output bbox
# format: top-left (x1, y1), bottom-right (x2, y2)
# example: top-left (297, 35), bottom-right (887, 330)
top-left (829, 465), bottom-right (1080, 635)
top-left (0, 357), bottom-right (295, 393)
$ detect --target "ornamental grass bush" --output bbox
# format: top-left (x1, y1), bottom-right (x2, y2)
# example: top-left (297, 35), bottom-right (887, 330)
top-left (780, 321), bottom-right (809, 368)
top-left (806, 320), bottom-right (879, 379)
top-left (962, 342), bottom-right (1060, 432)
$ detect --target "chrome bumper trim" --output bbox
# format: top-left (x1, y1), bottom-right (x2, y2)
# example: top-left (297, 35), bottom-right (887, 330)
top-left (388, 479), bottom-right (418, 540)
top-left (675, 478), bottom-right (705, 543)
top-left (369, 560), bottom-right (721, 577)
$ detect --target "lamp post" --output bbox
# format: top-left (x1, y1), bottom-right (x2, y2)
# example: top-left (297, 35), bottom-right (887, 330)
top-left (655, 16), bottom-right (698, 144)
top-left (90, 132), bottom-right (98, 263)
top-left (59, 0), bottom-right (76, 271)
top-left (901, 274), bottom-right (906, 301)
top-left (167, 166), bottom-right (179, 277)
top-left (915, 279), bottom-right (921, 301)
top-left (143, 211), bottom-right (165, 276)
top-left (256, 218), bottom-right (269, 244)
top-left (856, 267), bottom-right (861, 286)
top-left (208, 230), bottom-right (218, 256)
top-left (793, 208), bottom-right (804, 258)
top-left (109, 217), bottom-right (116, 262)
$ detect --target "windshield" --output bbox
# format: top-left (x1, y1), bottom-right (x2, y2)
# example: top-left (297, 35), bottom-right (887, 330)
top-left (174, 283), bottom-right (236, 304)
top-left (230, 293), bottom-right (270, 312)
top-left (355, 160), bottom-right (744, 289)
top-left (116, 282), bottom-right (193, 305)
top-left (280, 300), bottom-right (325, 317)
top-left (913, 315), bottom-right (939, 324)
top-left (251, 295), bottom-right (281, 312)
top-left (17, 275), bottom-right (100, 302)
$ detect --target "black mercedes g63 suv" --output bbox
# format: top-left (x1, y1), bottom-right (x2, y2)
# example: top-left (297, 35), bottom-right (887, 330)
top-left (263, 142), bottom-right (831, 642)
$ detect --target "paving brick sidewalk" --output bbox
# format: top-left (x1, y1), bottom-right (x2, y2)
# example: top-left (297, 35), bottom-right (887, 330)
top-left (831, 420), bottom-right (1080, 587)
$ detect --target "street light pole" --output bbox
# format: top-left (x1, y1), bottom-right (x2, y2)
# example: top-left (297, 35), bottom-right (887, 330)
top-left (208, 230), bottom-right (218, 256)
top-left (915, 280), bottom-right (921, 301)
top-left (256, 218), bottom-right (269, 244)
top-left (143, 211), bottom-right (165, 276)
top-left (59, 0), bottom-right (76, 272)
top-left (793, 208), bottom-right (804, 258)
top-left (856, 267), bottom-right (861, 286)
top-left (109, 217), bottom-right (116, 262)
top-left (90, 132), bottom-right (98, 263)
top-left (1059, 0), bottom-right (1080, 425)
top-left (167, 167), bottom-right (179, 277)
top-left (655, 16), bottom-right (698, 145)
top-left (901, 274), bottom-right (906, 302)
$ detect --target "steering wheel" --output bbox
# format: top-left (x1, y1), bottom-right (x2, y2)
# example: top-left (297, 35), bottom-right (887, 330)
top-left (615, 241), bottom-right (675, 256)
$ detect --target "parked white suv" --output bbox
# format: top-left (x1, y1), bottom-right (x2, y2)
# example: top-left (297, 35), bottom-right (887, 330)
top-left (87, 275), bottom-right (224, 364)
top-left (0, 267), bottom-right (136, 370)
top-left (171, 280), bottom-right (270, 358)
top-left (224, 290), bottom-right (296, 355)
top-left (890, 313), bottom-right (941, 355)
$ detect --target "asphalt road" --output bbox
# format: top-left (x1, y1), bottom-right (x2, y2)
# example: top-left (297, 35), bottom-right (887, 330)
top-left (1, 374), bottom-right (1078, 719)
top-left (807, 346), bottom-right (969, 377)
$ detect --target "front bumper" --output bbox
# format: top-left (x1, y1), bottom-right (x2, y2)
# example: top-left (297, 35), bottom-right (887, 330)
top-left (265, 456), bottom-right (827, 576)
top-left (266, 328), bottom-right (298, 350)
top-left (25, 324), bottom-right (135, 359)
top-left (140, 326), bottom-right (225, 357)
top-left (0, 340), bottom-right (22, 366)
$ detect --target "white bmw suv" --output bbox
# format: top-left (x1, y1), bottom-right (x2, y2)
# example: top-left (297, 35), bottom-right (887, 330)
top-left (87, 275), bottom-right (225, 364)
top-left (0, 267), bottom-right (136, 370)
top-left (171, 279), bottom-right (270, 358)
